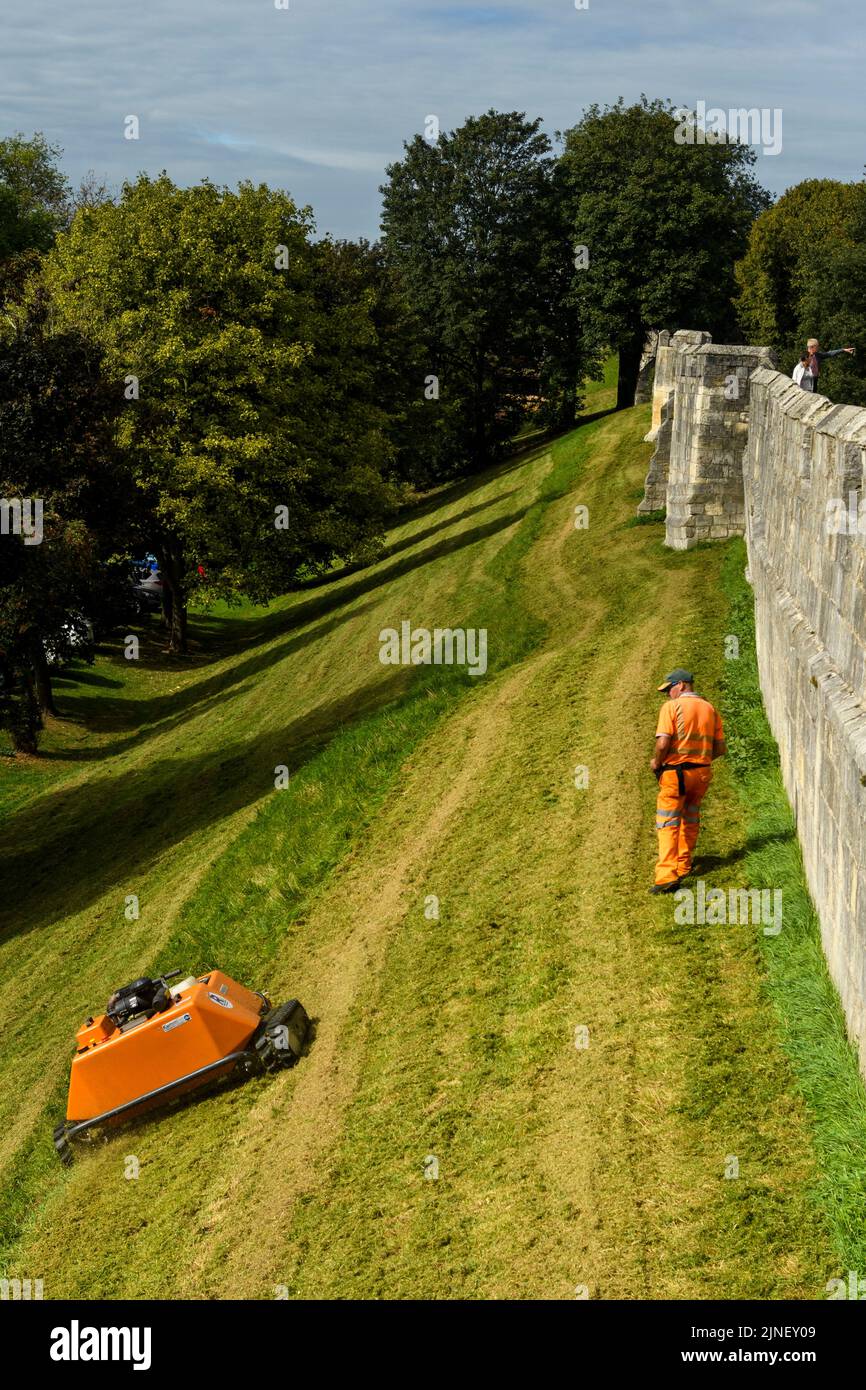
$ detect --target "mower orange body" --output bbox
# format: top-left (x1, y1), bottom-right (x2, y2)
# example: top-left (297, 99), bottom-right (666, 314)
top-left (66, 970), bottom-right (267, 1122)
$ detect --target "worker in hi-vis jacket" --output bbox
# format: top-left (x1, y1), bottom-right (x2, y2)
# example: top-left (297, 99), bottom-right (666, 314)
top-left (649, 669), bottom-right (726, 895)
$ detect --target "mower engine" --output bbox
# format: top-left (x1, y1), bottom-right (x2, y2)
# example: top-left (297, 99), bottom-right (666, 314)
top-left (106, 974), bottom-right (174, 1026)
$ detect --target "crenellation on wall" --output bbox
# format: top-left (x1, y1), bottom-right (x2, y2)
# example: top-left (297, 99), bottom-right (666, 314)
top-left (638, 394), bottom-right (675, 513)
top-left (645, 329), bottom-right (711, 441)
top-left (638, 329), bottom-right (712, 513)
top-left (664, 343), bottom-right (776, 549)
top-left (644, 329), bottom-right (671, 442)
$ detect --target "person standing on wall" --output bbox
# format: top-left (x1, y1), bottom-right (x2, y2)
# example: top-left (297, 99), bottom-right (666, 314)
top-left (649, 669), bottom-right (726, 894)
top-left (801, 338), bottom-right (855, 392)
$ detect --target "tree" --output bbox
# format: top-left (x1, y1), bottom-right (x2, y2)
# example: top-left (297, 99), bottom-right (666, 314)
top-left (558, 96), bottom-right (770, 408)
top-left (65, 170), bottom-right (115, 219)
top-left (796, 183), bottom-right (866, 406)
top-left (312, 236), bottom-right (450, 489)
top-left (735, 178), bottom-right (866, 357)
top-left (381, 110), bottom-right (581, 473)
top-left (44, 175), bottom-right (398, 651)
top-left (0, 294), bottom-right (127, 752)
top-left (0, 132), bottom-right (69, 302)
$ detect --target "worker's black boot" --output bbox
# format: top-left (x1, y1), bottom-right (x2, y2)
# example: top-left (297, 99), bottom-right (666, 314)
top-left (649, 878), bottom-right (683, 895)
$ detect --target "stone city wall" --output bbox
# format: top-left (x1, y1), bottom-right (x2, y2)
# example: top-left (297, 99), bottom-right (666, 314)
top-left (639, 337), bottom-right (866, 1072)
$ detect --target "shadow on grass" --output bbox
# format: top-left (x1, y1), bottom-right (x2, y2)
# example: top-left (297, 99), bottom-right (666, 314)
top-left (2, 432), bottom-right (558, 937)
top-left (52, 669), bottom-right (124, 692)
top-left (691, 828), bottom-right (796, 876)
top-left (378, 490), bottom-right (519, 564)
top-left (575, 405), bottom-right (618, 429)
top-left (51, 505), bottom-right (530, 746)
top-left (43, 594), bottom-right (385, 761)
top-left (0, 667), bottom-right (412, 945)
top-left (376, 439), bottom-right (551, 534)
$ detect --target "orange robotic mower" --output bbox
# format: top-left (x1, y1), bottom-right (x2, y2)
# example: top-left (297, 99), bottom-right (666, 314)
top-left (54, 969), bottom-right (309, 1163)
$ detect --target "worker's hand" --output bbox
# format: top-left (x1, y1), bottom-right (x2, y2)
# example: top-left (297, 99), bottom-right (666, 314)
top-left (649, 759), bottom-right (659, 773)
top-left (845, 346), bottom-right (856, 353)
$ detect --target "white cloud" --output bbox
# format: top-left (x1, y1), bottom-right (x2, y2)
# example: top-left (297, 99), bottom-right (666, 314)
top-left (2, 0), bottom-right (864, 238)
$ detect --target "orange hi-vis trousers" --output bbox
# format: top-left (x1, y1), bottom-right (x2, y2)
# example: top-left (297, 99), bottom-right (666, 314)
top-left (655, 764), bottom-right (713, 886)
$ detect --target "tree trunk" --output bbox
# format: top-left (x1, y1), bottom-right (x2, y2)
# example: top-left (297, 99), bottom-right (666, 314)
top-left (616, 331), bottom-right (646, 411)
top-left (557, 383), bottom-right (577, 429)
top-left (11, 670), bottom-right (41, 754)
top-left (31, 639), bottom-right (57, 717)
top-left (171, 600), bottom-right (187, 654)
top-left (161, 583), bottom-right (173, 638)
top-left (157, 544), bottom-right (188, 654)
top-left (472, 349), bottom-right (490, 471)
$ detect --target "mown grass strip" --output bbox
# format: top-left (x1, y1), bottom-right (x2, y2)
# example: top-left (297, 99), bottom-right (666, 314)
top-left (1, 422), bottom-right (599, 1280)
top-left (152, 425), bottom-right (596, 986)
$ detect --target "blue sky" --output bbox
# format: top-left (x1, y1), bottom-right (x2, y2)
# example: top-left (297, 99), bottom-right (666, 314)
top-left (3, 0), bottom-right (864, 239)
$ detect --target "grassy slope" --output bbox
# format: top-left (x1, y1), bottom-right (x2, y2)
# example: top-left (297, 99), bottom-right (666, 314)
top-left (1, 381), bottom-right (864, 1298)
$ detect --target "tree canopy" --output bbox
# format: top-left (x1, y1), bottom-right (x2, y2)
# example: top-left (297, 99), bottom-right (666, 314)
top-left (382, 110), bottom-right (583, 472)
top-left (0, 132), bottom-right (69, 301)
top-left (558, 96), bottom-right (770, 407)
top-left (0, 296), bottom-right (126, 750)
top-left (734, 178), bottom-right (866, 370)
top-left (794, 183), bottom-right (866, 405)
top-left (43, 174), bottom-right (399, 650)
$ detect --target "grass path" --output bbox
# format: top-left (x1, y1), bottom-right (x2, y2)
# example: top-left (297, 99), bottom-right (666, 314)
top-left (1, 390), bottom-right (859, 1298)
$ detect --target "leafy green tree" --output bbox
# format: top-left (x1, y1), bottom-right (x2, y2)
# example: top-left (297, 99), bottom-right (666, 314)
top-left (381, 110), bottom-right (580, 473)
top-left (0, 132), bottom-right (69, 302)
top-left (735, 178), bottom-right (866, 363)
top-left (44, 175), bottom-right (398, 651)
top-left (312, 236), bottom-right (450, 489)
top-left (796, 185), bottom-right (866, 405)
top-left (0, 294), bottom-right (127, 751)
top-left (558, 96), bottom-right (770, 408)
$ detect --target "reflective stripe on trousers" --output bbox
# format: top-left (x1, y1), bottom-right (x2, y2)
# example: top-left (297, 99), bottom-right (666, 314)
top-left (654, 764), bottom-right (712, 886)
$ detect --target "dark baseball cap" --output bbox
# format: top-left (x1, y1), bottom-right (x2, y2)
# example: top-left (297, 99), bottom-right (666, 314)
top-left (658, 668), bottom-right (694, 692)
